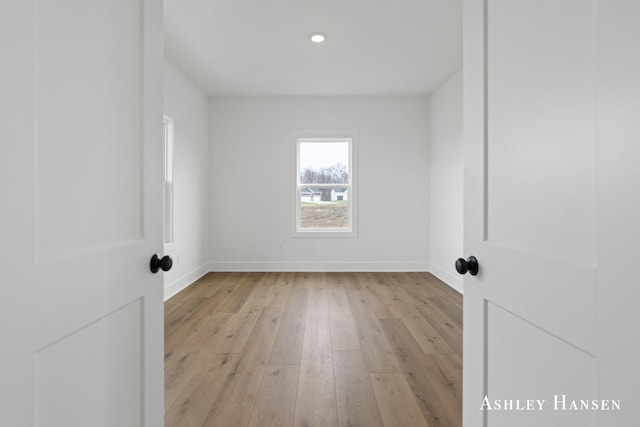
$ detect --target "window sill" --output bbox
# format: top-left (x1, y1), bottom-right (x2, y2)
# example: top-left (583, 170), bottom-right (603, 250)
top-left (294, 230), bottom-right (358, 238)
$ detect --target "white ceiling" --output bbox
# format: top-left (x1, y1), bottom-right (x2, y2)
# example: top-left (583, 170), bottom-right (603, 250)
top-left (164, 0), bottom-right (462, 97)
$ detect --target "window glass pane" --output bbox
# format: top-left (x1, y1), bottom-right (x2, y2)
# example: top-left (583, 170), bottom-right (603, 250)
top-left (299, 141), bottom-right (349, 184)
top-left (164, 117), bottom-right (174, 245)
top-left (164, 183), bottom-right (173, 243)
top-left (299, 186), bottom-right (350, 230)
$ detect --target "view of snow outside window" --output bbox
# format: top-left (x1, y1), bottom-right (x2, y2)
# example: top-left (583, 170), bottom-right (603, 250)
top-left (298, 140), bottom-right (351, 230)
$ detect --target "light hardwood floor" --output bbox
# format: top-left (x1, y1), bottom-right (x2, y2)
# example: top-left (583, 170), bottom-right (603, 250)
top-left (165, 272), bottom-right (462, 427)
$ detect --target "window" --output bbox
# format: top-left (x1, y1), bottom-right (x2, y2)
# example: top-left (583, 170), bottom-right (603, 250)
top-left (163, 116), bottom-right (174, 248)
top-left (295, 131), bottom-right (357, 236)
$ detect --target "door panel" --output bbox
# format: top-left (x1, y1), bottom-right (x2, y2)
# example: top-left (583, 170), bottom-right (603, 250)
top-left (466, 0), bottom-right (640, 425)
top-left (36, 0), bottom-right (144, 260)
top-left (463, 0), bottom-right (598, 426)
top-left (486, 0), bottom-right (596, 353)
top-left (1, 1), bottom-right (164, 426)
top-left (487, 304), bottom-right (595, 427)
top-left (36, 300), bottom-right (143, 427)
top-left (486, 0), bottom-right (596, 266)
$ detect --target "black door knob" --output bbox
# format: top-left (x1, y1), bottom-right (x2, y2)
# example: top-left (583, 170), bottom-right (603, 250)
top-left (455, 256), bottom-right (479, 276)
top-left (150, 254), bottom-right (173, 273)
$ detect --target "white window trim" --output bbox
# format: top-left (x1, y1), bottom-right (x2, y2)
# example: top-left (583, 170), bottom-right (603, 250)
top-left (163, 115), bottom-right (176, 252)
top-left (292, 129), bottom-right (359, 238)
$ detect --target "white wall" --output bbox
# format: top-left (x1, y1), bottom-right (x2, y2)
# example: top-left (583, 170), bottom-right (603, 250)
top-left (428, 69), bottom-right (463, 293)
top-left (209, 97), bottom-right (430, 271)
top-left (163, 60), bottom-right (210, 299)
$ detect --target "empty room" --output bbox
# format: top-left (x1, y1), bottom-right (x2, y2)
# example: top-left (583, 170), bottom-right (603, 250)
top-left (2, 1), bottom-right (639, 427)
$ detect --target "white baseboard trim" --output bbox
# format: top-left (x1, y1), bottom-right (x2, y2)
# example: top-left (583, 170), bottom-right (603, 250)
top-left (164, 264), bottom-right (210, 301)
top-left (208, 261), bottom-right (429, 272)
top-left (429, 262), bottom-right (463, 294)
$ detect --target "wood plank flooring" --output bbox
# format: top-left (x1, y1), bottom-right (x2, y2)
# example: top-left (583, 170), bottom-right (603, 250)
top-left (165, 272), bottom-right (462, 427)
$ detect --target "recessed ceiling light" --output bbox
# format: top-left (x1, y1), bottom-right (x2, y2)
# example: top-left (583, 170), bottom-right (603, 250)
top-left (310, 32), bottom-right (327, 43)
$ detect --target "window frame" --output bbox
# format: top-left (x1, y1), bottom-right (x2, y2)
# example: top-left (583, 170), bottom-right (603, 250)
top-left (293, 129), bottom-right (358, 237)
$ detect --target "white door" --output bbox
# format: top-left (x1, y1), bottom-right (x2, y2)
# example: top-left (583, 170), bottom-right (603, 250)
top-left (463, 0), bottom-right (640, 426)
top-left (0, 1), bottom-right (164, 426)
